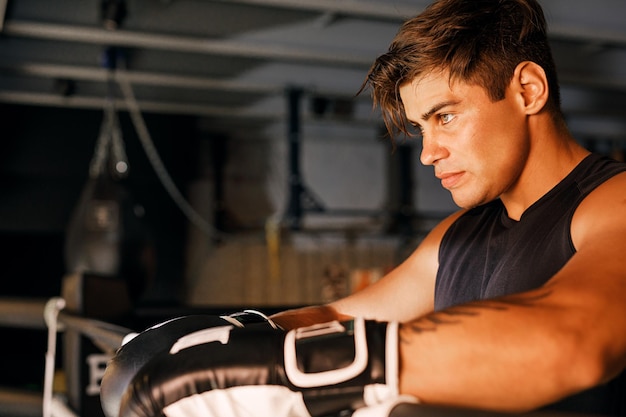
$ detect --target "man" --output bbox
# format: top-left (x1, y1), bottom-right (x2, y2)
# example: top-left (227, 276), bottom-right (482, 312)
top-left (106, 0), bottom-right (626, 416)
top-left (271, 0), bottom-right (626, 413)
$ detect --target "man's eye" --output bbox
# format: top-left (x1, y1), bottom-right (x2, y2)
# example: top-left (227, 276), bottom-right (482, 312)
top-left (440, 114), bottom-right (455, 124)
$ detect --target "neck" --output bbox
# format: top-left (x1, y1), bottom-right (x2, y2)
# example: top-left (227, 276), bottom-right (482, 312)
top-left (501, 115), bottom-right (589, 220)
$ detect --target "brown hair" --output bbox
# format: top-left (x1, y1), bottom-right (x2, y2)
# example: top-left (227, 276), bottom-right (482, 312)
top-left (361, 0), bottom-right (562, 138)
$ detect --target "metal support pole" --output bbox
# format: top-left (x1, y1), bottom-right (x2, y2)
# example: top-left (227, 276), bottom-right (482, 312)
top-left (0, 0), bottom-right (7, 32)
top-left (286, 87), bottom-right (304, 230)
top-left (387, 144), bottom-right (415, 235)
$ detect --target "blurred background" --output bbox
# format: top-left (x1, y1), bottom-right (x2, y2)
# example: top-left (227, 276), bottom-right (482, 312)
top-left (0, 0), bottom-right (625, 415)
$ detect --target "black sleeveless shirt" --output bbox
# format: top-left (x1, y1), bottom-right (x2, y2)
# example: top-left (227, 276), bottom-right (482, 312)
top-left (435, 153), bottom-right (626, 415)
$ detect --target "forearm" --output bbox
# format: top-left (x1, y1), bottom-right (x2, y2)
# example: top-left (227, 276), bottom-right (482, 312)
top-left (397, 288), bottom-right (606, 412)
top-left (269, 304), bottom-right (352, 330)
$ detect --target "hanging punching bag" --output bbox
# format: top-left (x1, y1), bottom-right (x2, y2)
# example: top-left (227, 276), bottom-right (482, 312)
top-left (65, 172), bottom-right (124, 276)
top-left (65, 100), bottom-right (153, 302)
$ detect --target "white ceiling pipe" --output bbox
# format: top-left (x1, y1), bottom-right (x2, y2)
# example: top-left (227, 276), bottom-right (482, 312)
top-left (1, 63), bottom-right (280, 94)
top-left (3, 21), bottom-right (373, 68)
top-left (205, 0), bottom-right (426, 20)
top-left (0, 62), bottom-right (373, 99)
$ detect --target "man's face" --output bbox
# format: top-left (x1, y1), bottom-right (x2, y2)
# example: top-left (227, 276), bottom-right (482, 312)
top-left (399, 71), bottom-right (530, 209)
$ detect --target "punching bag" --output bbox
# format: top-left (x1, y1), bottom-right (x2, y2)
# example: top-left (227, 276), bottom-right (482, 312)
top-left (65, 175), bottom-right (124, 277)
top-left (65, 102), bottom-right (153, 300)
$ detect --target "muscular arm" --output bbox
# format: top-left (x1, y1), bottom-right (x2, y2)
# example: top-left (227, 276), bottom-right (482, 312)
top-left (399, 173), bottom-right (626, 412)
top-left (270, 211), bottom-right (464, 330)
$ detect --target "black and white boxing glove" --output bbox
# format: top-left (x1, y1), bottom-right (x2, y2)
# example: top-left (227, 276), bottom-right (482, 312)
top-left (219, 309), bottom-right (282, 329)
top-left (118, 318), bottom-right (405, 417)
top-left (100, 312), bottom-right (280, 417)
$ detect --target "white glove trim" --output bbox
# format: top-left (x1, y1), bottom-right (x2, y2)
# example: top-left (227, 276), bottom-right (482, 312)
top-left (219, 315), bottom-right (246, 328)
top-left (363, 321), bottom-right (399, 406)
top-left (352, 395), bottom-right (418, 417)
top-left (221, 309), bottom-right (282, 330)
top-left (242, 309), bottom-right (282, 330)
top-left (386, 321), bottom-right (400, 398)
top-left (284, 318), bottom-right (368, 388)
top-left (163, 385), bottom-right (312, 417)
top-left (121, 332), bottom-right (139, 346)
top-left (169, 325), bottom-right (233, 354)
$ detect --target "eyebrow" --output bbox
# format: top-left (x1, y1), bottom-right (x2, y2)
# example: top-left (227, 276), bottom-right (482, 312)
top-left (421, 100), bottom-right (460, 121)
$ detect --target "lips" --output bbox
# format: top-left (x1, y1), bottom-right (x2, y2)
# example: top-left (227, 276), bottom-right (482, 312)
top-left (437, 171), bottom-right (465, 189)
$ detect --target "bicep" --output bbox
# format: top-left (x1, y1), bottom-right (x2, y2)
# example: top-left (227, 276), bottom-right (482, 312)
top-left (554, 173), bottom-right (626, 375)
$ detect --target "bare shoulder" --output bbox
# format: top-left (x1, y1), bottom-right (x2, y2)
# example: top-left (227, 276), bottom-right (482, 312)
top-left (397, 209), bottom-right (466, 272)
top-left (571, 171), bottom-right (626, 251)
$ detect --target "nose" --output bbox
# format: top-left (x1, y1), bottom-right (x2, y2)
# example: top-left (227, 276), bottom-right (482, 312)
top-left (419, 133), bottom-right (448, 166)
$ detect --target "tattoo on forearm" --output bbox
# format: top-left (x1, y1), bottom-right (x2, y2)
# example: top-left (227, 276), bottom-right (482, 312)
top-left (400, 289), bottom-right (551, 341)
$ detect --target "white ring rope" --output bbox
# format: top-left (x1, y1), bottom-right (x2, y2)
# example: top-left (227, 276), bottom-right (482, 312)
top-left (39, 297), bottom-right (133, 417)
top-left (57, 312), bottom-right (132, 353)
top-left (43, 297), bottom-right (65, 417)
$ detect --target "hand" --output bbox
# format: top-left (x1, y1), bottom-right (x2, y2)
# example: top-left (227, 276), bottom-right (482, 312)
top-left (270, 305), bottom-right (351, 330)
top-left (118, 318), bottom-right (402, 417)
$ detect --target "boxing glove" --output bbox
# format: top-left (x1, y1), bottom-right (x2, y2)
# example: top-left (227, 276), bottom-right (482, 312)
top-left (118, 318), bottom-right (401, 417)
top-left (100, 312), bottom-right (279, 417)
top-left (220, 308), bottom-right (282, 329)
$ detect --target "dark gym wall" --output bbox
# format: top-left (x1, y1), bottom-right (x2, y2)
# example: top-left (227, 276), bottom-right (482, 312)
top-left (0, 103), bottom-right (199, 299)
top-left (0, 102), bottom-right (201, 390)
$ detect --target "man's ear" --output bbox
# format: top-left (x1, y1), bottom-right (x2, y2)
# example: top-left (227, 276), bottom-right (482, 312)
top-left (512, 61), bottom-right (549, 115)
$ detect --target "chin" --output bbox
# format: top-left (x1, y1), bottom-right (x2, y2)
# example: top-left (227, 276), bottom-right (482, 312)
top-left (451, 192), bottom-right (491, 210)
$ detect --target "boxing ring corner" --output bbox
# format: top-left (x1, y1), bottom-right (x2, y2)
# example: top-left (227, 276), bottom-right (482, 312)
top-left (0, 296), bottom-right (133, 417)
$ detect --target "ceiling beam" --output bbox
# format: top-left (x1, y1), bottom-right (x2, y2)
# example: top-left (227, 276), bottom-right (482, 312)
top-left (3, 21), bottom-right (373, 68)
top-left (0, 62), bottom-right (371, 100)
top-left (0, 89), bottom-right (387, 137)
top-left (205, 0), bottom-right (426, 21)
top-left (0, 90), bottom-right (282, 119)
top-left (0, 63), bottom-right (280, 94)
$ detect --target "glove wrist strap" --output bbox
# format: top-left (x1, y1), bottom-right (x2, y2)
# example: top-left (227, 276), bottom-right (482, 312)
top-left (284, 318), bottom-right (369, 388)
